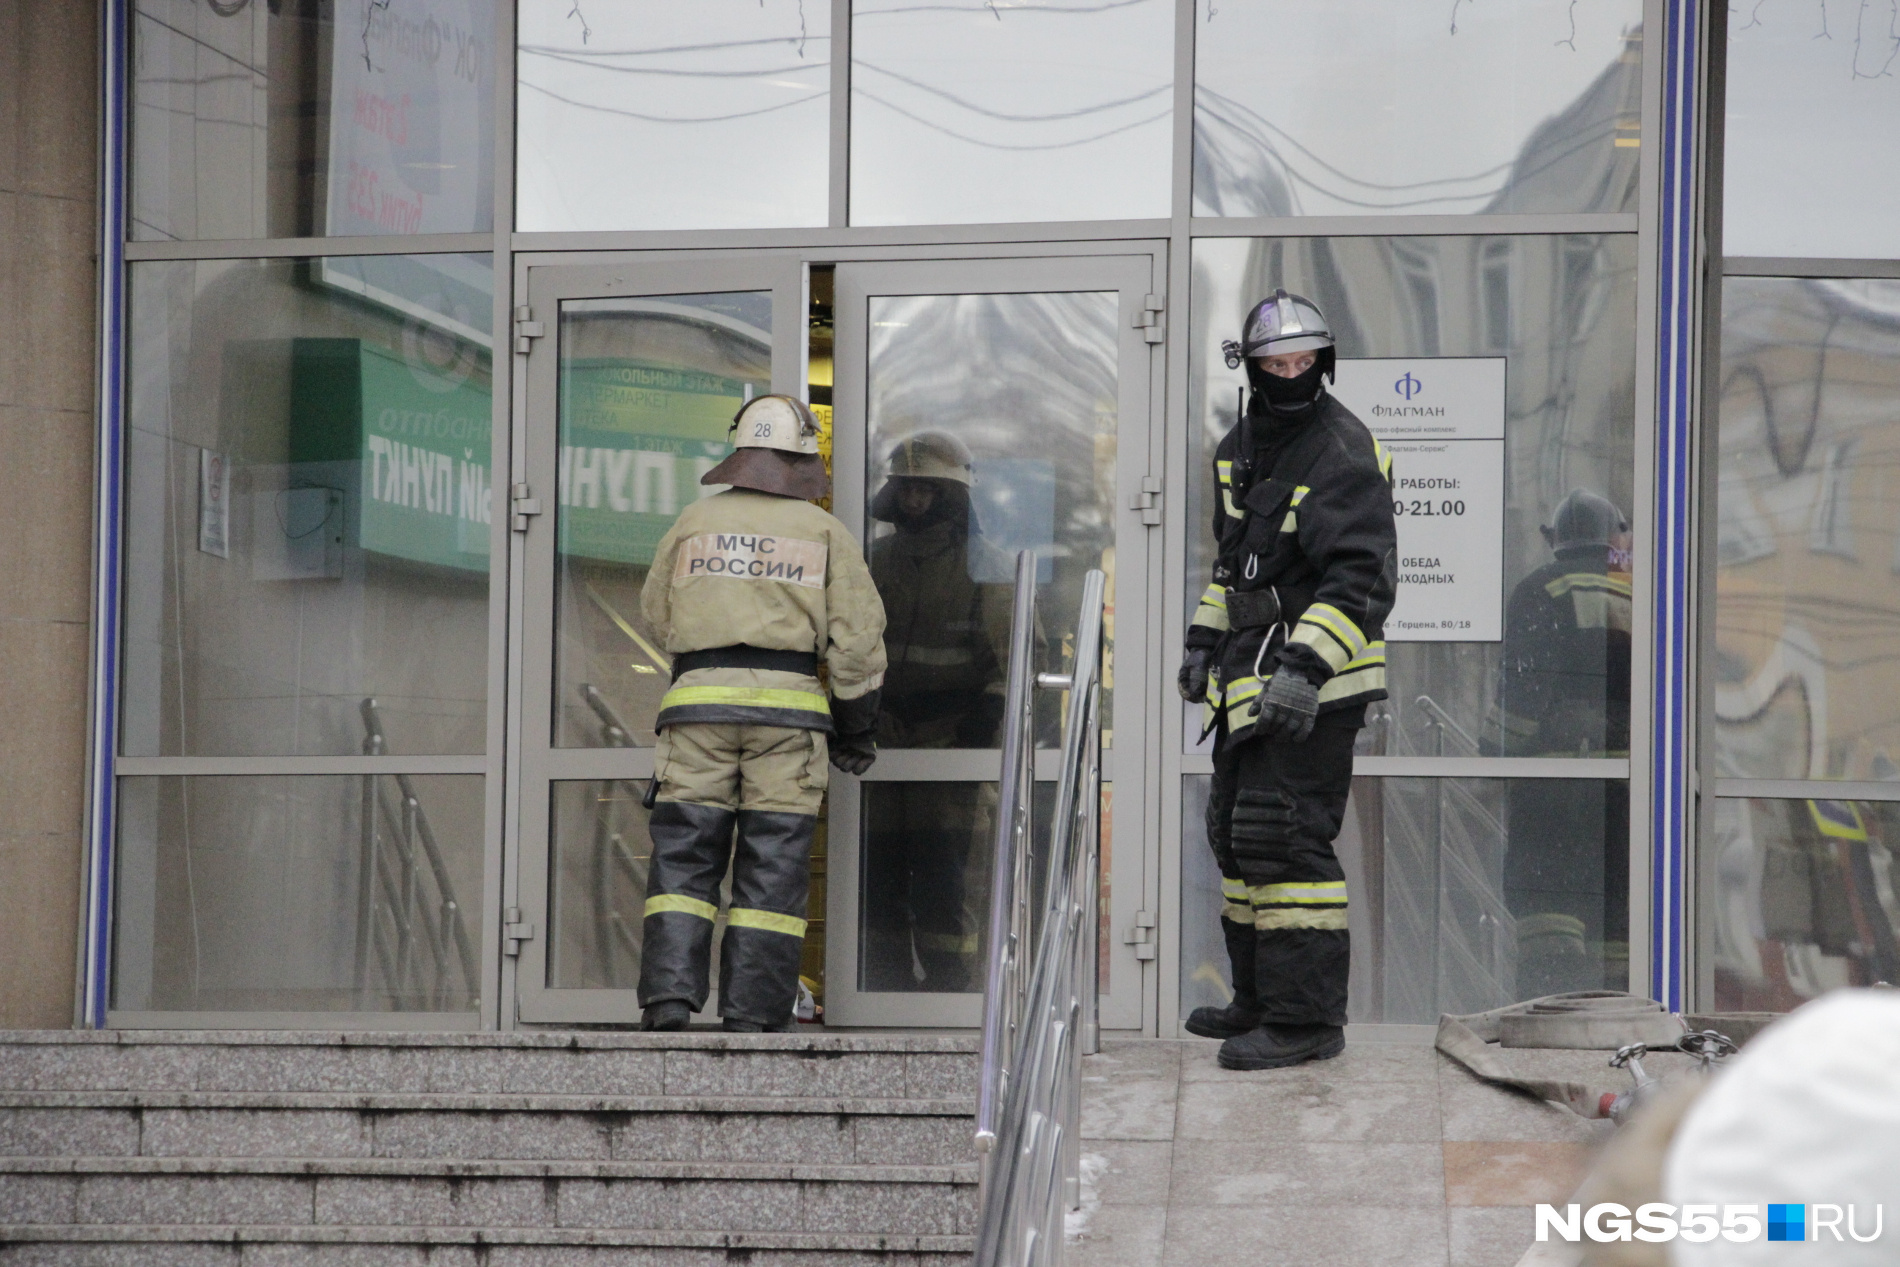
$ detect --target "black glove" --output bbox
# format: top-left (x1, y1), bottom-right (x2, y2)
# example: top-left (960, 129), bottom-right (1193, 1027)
top-left (829, 689), bottom-right (881, 775)
top-left (1177, 646), bottom-right (1213, 703)
top-left (1250, 669), bottom-right (1319, 742)
top-left (1229, 787), bottom-right (1296, 872)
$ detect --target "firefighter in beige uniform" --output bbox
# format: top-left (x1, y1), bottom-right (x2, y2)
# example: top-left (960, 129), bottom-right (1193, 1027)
top-left (637, 395), bottom-right (887, 1032)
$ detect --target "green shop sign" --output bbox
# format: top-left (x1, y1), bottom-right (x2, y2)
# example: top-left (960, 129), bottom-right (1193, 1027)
top-left (291, 338), bottom-right (493, 575)
top-left (557, 358), bottom-right (749, 567)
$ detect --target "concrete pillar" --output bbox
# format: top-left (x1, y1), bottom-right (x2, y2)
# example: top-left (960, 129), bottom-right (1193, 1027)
top-left (0, 0), bottom-right (99, 1028)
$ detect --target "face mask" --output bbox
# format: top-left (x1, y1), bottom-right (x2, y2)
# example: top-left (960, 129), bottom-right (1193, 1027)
top-left (1249, 358), bottom-right (1329, 411)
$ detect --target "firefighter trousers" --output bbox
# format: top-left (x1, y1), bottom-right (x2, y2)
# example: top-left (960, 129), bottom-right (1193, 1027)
top-left (1207, 710), bottom-right (1359, 1027)
top-left (637, 723), bottom-right (828, 1026)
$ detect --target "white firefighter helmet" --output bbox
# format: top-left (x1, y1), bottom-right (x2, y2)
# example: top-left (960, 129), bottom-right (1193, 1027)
top-left (730, 394), bottom-right (822, 456)
top-left (1222, 289), bottom-right (1335, 368)
top-left (885, 431), bottom-right (974, 486)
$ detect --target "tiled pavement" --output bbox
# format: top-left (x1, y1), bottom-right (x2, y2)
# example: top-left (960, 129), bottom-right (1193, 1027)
top-left (1067, 1035), bottom-right (1696, 1267)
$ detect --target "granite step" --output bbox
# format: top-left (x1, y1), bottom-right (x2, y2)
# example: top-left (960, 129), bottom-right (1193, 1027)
top-left (0, 1032), bottom-right (978, 1100)
top-left (0, 1224), bottom-right (974, 1265)
top-left (0, 1033), bottom-right (981, 1261)
top-left (0, 1096), bottom-right (976, 1168)
top-left (0, 1155), bottom-right (976, 1236)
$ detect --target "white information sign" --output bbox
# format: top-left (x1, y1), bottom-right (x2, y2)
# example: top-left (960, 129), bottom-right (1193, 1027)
top-left (1329, 358), bottom-right (1507, 642)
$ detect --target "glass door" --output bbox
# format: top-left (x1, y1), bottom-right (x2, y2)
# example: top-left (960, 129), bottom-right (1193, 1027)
top-left (825, 255), bottom-right (1158, 1030)
top-left (513, 256), bottom-right (807, 1024)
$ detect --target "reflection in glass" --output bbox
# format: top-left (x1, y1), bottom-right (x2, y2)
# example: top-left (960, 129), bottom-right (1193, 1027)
top-left (122, 256), bottom-right (494, 757)
top-left (112, 775), bottom-right (483, 1013)
top-left (131, 0), bottom-right (496, 241)
top-left (1179, 775), bottom-right (1628, 1026)
top-left (516, 0), bottom-right (829, 232)
top-left (1715, 278), bottom-right (1900, 781)
top-left (553, 293), bottom-right (772, 747)
top-left (849, 0), bottom-right (1171, 225)
top-left (860, 782), bottom-right (1056, 993)
top-left (1709, 798), bottom-right (1900, 1014)
top-left (1193, 1), bottom-right (1641, 217)
top-left (863, 291), bottom-right (1118, 745)
top-left (1725, 13), bottom-right (1900, 258)
top-left (1186, 236), bottom-right (1637, 756)
top-left (548, 779), bottom-right (651, 990)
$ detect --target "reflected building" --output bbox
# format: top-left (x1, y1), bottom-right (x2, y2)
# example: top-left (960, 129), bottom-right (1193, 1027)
top-left (1712, 277), bottom-right (1900, 1009)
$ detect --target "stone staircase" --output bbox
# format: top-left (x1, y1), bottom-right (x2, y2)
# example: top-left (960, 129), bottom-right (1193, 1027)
top-left (0, 1030), bottom-right (980, 1265)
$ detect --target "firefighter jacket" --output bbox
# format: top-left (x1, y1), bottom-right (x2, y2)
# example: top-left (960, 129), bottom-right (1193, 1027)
top-left (642, 489), bottom-right (887, 732)
top-left (1187, 392), bottom-right (1397, 744)
top-left (868, 517), bottom-right (1015, 748)
top-left (1488, 550), bottom-right (1631, 756)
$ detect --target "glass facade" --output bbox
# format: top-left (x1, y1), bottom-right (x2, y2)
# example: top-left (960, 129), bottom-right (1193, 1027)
top-left (515, 0), bottom-right (832, 232)
top-left (1193, 0), bottom-right (1642, 217)
top-left (122, 255), bottom-right (494, 758)
top-left (113, 774), bottom-right (484, 1013)
top-left (97, 0), bottom-right (1852, 1033)
top-left (132, 0), bottom-right (496, 240)
top-left (850, 0), bottom-right (1173, 225)
top-left (1187, 235), bottom-right (1638, 759)
top-left (1724, 12), bottom-right (1900, 259)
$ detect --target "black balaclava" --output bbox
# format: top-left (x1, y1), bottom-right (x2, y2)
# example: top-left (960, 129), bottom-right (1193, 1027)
top-left (871, 477), bottom-right (972, 532)
top-left (1247, 346), bottom-right (1336, 416)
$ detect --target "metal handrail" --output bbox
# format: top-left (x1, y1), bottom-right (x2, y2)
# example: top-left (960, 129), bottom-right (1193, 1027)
top-left (352, 699), bottom-right (479, 1010)
top-left (973, 552), bottom-right (1105, 1267)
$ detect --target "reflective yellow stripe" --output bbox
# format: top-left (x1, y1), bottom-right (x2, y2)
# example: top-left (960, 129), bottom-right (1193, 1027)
top-left (1249, 881), bottom-right (1348, 906)
top-left (1193, 583), bottom-right (1231, 632)
top-left (1545, 573), bottom-right (1632, 599)
top-left (1318, 643), bottom-right (1385, 703)
top-left (1291, 486), bottom-right (1310, 504)
top-left (1300, 603), bottom-right (1367, 657)
top-left (659, 685), bottom-right (831, 714)
top-left (1222, 489), bottom-right (1243, 519)
top-left (1217, 460), bottom-right (1233, 483)
top-left (1373, 439), bottom-right (1393, 481)
top-left (1257, 907), bottom-right (1350, 931)
top-left (1290, 603), bottom-right (1366, 673)
top-left (727, 907), bottom-right (808, 938)
top-left (645, 894), bottom-right (718, 921)
top-left (1223, 903), bottom-right (1256, 924)
top-left (1221, 878), bottom-right (1250, 902)
top-left (1807, 800), bottom-right (1868, 841)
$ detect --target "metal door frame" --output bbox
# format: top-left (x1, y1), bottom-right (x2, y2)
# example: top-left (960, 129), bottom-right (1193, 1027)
top-left (509, 254), bottom-right (808, 1024)
top-left (824, 252), bottom-right (1162, 1031)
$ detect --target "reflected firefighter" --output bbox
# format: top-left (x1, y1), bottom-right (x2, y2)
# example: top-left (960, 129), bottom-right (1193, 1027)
top-left (1489, 487), bottom-right (1633, 996)
top-left (1179, 290), bottom-right (1397, 1069)
top-left (862, 432), bottom-right (1015, 990)
top-left (636, 395), bottom-right (887, 1031)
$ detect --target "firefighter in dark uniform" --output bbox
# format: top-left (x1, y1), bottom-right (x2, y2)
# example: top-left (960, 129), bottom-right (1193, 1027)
top-left (1177, 290), bottom-right (1397, 1070)
top-left (1489, 488), bottom-right (1632, 996)
top-left (862, 432), bottom-right (1014, 990)
top-left (637, 395), bottom-right (888, 1032)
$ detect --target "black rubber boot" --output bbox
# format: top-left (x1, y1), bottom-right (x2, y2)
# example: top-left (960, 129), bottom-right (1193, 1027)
top-left (1217, 1022), bottom-right (1345, 1071)
top-left (719, 810), bottom-right (818, 1030)
top-left (1186, 915), bottom-right (1263, 1038)
top-left (638, 801), bottom-right (738, 1012)
top-left (640, 1000), bottom-right (690, 1031)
